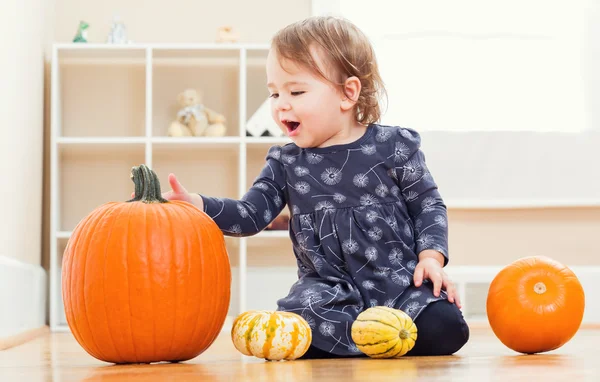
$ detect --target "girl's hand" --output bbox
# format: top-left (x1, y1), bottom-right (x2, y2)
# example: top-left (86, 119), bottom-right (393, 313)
top-left (414, 256), bottom-right (462, 309)
top-left (131, 173), bottom-right (204, 210)
top-left (162, 173), bottom-right (193, 202)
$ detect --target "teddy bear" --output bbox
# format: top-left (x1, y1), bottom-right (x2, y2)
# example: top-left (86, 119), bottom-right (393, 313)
top-left (167, 89), bottom-right (227, 137)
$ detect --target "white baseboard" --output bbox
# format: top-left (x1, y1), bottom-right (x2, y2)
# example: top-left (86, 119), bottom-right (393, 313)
top-left (0, 256), bottom-right (47, 339)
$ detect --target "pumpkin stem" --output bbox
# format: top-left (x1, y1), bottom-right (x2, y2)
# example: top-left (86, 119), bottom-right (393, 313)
top-left (127, 164), bottom-right (168, 204)
top-left (399, 329), bottom-right (410, 340)
top-left (534, 282), bottom-right (547, 295)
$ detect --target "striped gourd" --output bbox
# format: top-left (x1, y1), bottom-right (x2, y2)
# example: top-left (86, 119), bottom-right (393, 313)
top-left (231, 310), bottom-right (312, 360)
top-left (351, 306), bottom-right (418, 358)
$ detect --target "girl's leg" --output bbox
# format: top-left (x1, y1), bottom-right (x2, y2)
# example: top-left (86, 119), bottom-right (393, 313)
top-left (299, 344), bottom-right (366, 359)
top-left (406, 300), bottom-right (470, 356)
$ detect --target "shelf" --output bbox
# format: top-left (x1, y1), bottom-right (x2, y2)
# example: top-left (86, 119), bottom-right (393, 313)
top-left (245, 144), bottom-right (280, 190)
top-left (54, 136), bottom-right (293, 146)
top-left (245, 48), bottom-right (270, 133)
top-left (56, 231), bottom-right (71, 239)
top-left (57, 44), bottom-right (147, 64)
top-left (58, 58), bottom-right (146, 137)
top-left (54, 240), bottom-right (69, 328)
top-left (50, 43), bottom-right (290, 330)
top-left (245, 137), bottom-right (290, 145)
top-left (57, 137), bottom-right (147, 145)
top-left (151, 136), bottom-right (241, 150)
top-left (55, 315), bottom-right (240, 335)
top-left (55, 43), bottom-right (270, 67)
top-left (152, 57), bottom-right (240, 138)
top-left (57, 231), bottom-right (240, 258)
top-left (152, 146), bottom-right (239, 201)
top-left (155, 47), bottom-right (241, 56)
top-left (55, 229), bottom-right (290, 240)
top-left (58, 145), bottom-right (145, 231)
top-left (52, 324), bottom-right (71, 333)
top-left (57, 140), bottom-right (146, 158)
top-left (254, 230), bottom-right (289, 238)
top-left (55, 43), bottom-right (270, 51)
top-left (151, 47), bottom-right (259, 67)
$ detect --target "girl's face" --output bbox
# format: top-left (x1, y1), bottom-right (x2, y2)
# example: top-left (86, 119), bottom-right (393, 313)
top-left (266, 49), bottom-right (353, 149)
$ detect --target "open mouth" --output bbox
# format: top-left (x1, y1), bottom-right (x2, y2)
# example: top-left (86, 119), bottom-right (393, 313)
top-left (282, 120), bottom-right (300, 133)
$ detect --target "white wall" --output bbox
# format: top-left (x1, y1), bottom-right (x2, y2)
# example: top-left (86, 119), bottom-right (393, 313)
top-left (311, 0), bottom-right (600, 205)
top-left (0, 0), bottom-right (51, 266)
top-left (585, 0), bottom-right (600, 130)
top-left (0, 0), bottom-right (51, 338)
top-left (51, 0), bottom-right (312, 43)
top-left (328, 0), bottom-right (599, 134)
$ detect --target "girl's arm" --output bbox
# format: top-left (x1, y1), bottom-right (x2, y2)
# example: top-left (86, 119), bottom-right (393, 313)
top-left (200, 147), bottom-right (287, 237)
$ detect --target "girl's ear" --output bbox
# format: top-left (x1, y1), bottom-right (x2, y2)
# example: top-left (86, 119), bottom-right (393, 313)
top-left (340, 76), bottom-right (361, 111)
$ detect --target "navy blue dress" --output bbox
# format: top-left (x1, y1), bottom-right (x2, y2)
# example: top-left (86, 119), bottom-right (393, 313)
top-left (201, 124), bottom-right (449, 356)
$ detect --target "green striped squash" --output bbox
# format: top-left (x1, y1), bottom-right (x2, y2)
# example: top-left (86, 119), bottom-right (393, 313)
top-left (351, 306), bottom-right (418, 358)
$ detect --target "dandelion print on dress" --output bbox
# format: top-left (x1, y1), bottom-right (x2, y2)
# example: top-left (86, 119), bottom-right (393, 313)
top-left (199, 124), bottom-right (449, 356)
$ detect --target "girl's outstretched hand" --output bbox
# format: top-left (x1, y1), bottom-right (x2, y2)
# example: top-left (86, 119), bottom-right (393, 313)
top-left (131, 173), bottom-right (204, 210)
top-left (163, 173), bottom-right (193, 203)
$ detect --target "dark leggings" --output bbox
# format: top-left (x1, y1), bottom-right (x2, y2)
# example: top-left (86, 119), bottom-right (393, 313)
top-left (300, 300), bottom-right (470, 359)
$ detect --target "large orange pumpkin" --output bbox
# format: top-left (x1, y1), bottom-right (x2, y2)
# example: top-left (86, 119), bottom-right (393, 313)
top-left (486, 256), bottom-right (585, 354)
top-left (62, 164), bottom-right (231, 364)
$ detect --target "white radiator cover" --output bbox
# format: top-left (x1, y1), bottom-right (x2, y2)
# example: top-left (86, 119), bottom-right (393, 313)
top-left (0, 256), bottom-right (47, 338)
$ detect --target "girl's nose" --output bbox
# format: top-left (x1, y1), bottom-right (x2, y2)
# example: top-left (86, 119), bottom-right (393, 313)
top-left (275, 98), bottom-right (291, 111)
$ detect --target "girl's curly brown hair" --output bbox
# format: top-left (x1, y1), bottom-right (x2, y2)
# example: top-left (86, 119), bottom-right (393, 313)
top-left (271, 16), bottom-right (387, 125)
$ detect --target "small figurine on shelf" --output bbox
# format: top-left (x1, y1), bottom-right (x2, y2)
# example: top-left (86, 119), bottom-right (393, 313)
top-left (246, 98), bottom-right (285, 137)
top-left (107, 15), bottom-right (131, 44)
top-left (73, 21), bottom-right (89, 43)
top-left (167, 89), bottom-right (227, 137)
top-left (216, 26), bottom-right (239, 43)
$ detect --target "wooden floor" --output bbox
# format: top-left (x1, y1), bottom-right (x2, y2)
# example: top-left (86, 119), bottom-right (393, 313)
top-left (1, 327), bottom-right (599, 381)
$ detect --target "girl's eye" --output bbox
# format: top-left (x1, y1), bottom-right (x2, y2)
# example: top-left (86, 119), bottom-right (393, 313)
top-left (269, 93), bottom-right (279, 98)
top-left (291, 91), bottom-right (305, 96)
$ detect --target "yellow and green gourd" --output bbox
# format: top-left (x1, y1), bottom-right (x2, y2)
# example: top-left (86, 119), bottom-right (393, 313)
top-left (351, 306), bottom-right (418, 358)
top-left (231, 310), bottom-right (312, 361)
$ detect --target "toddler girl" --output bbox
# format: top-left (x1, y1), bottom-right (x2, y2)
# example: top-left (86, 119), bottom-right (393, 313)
top-left (161, 16), bottom-right (469, 358)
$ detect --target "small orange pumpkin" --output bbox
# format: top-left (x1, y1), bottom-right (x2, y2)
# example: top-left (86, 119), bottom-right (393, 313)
top-left (486, 256), bottom-right (585, 354)
top-left (62, 165), bottom-right (231, 364)
top-left (231, 310), bottom-right (312, 360)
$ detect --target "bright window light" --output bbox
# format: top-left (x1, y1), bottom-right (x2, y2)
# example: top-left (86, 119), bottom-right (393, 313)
top-left (335, 0), bottom-right (588, 132)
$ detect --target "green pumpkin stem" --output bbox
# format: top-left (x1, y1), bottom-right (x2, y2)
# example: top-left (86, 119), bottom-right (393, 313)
top-left (128, 164), bottom-right (168, 203)
top-left (399, 329), bottom-right (410, 340)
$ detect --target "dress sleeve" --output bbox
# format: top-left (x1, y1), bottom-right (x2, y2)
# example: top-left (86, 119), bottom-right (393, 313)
top-left (200, 146), bottom-right (287, 237)
top-left (394, 128), bottom-right (449, 265)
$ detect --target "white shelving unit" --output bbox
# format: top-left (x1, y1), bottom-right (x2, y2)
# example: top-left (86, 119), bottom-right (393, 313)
top-left (49, 43), bottom-right (294, 332)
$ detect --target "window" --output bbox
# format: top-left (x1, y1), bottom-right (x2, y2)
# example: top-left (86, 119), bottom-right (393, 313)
top-left (314, 0), bottom-right (588, 132)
